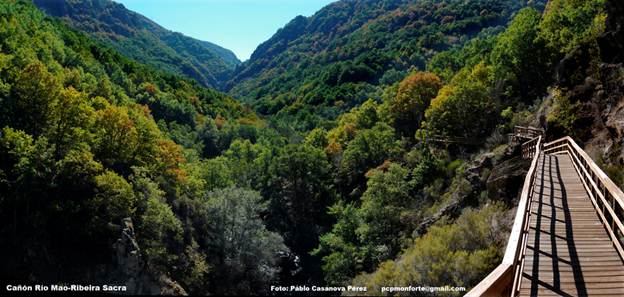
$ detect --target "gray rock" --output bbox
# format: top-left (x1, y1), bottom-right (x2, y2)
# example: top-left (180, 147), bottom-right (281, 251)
top-left (486, 156), bottom-right (529, 203)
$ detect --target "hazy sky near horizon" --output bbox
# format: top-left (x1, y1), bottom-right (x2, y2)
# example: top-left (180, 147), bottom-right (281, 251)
top-left (116, 0), bottom-right (335, 61)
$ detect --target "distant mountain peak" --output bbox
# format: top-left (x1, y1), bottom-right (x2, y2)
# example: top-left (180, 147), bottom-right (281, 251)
top-left (228, 0), bottom-right (544, 130)
top-left (34, 0), bottom-right (240, 90)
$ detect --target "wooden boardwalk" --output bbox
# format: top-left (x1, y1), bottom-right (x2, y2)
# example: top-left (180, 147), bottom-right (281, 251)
top-left (519, 153), bottom-right (624, 296)
top-left (467, 134), bottom-right (624, 297)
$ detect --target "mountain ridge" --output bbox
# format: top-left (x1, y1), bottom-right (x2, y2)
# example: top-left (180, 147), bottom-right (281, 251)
top-left (227, 0), bottom-right (546, 131)
top-left (34, 0), bottom-right (240, 90)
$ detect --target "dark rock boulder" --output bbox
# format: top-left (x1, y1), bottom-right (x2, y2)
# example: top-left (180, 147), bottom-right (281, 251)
top-left (486, 156), bottom-right (530, 204)
top-left (556, 45), bottom-right (591, 89)
top-left (599, 0), bottom-right (624, 63)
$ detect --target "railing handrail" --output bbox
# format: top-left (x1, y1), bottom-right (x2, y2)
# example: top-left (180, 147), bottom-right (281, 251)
top-left (468, 135), bottom-right (624, 297)
top-left (514, 125), bottom-right (544, 133)
top-left (466, 135), bottom-right (542, 297)
top-left (513, 126), bottom-right (544, 137)
top-left (428, 134), bottom-right (481, 146)
top-left (543, 136), bottom-right (624, 260)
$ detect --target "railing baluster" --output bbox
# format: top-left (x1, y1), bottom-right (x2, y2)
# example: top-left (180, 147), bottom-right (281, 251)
top-left (469, 135), bottom-right (624, 296)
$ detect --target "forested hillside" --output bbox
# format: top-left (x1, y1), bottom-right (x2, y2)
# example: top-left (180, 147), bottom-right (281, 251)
top-left (228, 0), bottom-right (546, 131)
top-left (34, 0), bottom-right (240, 90)
top-left (0, 0), bottom-right (619, 295)
top-left (0, 0), bottom-right (276, 294)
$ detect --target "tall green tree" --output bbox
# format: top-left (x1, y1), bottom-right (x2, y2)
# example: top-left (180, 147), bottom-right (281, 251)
top-left (491, 8), bottom-right (553, 101)
top-left (204, 187), bottom-right (286, 295)
top-left (357, 163), bottom-right (414, 258)
top-left (386, 72), bottom-right (443, 137)
top-left (268, 144), bottom-right (335, 283)
top-left (423, 63), bottom-right (497, 138)
top-left (337, 123), bottom-right (400, 197)
top-left (11, 61), bottom-right (61, 136)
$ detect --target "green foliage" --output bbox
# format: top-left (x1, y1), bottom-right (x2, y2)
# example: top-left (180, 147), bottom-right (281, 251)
top-left (0, 1), bottom-right (261, 293)
top-left (313, 202), bottom-right (364, 285)
top-left (357, 163), bottom-right (413, 258)
top-left (0, 0), bottom-right (610, 294)
top-left (546, 88), bottom-right (585, 138)
top-left (91, 170), bottom-right (136, 227)
top-left (0, 127), bottom-right (35, 172)
top-left (315, 149), bottom-right (437, 285)
top-left (194, 157), bottom-right (234, 191)
top-left (11, 61), bottom-right (62, 135)
top-left (539, 0), bottom-right (605, 54)
top-left (203, 187), bottom-right (286, 295)
top-left (326, 99), bottom-right (382, 153)
top-left (423, 63), bottom-right (498, 138)
top-left (230, 0), bottom-right (537, 131)
top-left (305, 127), bottom-right (329, 148)
top-left (491, 8), bottom-right (553, 101)
top-left (267, 144), bottom-right (335, 259)
top-left (351, 204), bottom-right (509, 296)
top-left (337, 123), bottom-right (400, 196)
top-left (139, 195), bottom-right (184, 269)
top-left (223, 139), bottom-right (272, 188)
top-left (34, 0), bottom-right (240, 89)
top-left (427, 29), bottom-right (501, 82)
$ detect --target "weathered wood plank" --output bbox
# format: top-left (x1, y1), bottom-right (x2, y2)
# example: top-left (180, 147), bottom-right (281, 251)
top-left (519, 153), bottom-right (624, 296)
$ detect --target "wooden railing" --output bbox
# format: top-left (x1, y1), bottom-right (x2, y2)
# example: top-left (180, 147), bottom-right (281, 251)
top-left (521, 136), bottom-right (540, 159)
top-left (543, 137), bottom-right (624, 261)
top-left (509, 126), bottom-right (545, 145)
top-left (427, 135), bottom-right (481, 146)
top-left (468, 135), bottom-right (624, 296)
top-left (515, 126), bottom-right (544, 139)
top-left (466, 136), bottom-right (542, 297)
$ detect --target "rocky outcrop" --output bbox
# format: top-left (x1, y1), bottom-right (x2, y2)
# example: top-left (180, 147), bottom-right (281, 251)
top-left (113, 218), bottom-right (142, 280)
top-left (549, 0), bottom-right (624, 180)
top-left (112, 218), bottom-right (187, 295)
top-left (414, 146), bottom-right (524, 236)
top-left (414, 177), bottom-right (476, 236)
top-left (486, 155), bottom-right (530, 203)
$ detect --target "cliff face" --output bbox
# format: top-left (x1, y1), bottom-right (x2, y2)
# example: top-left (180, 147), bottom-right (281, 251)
top-left (593, 0), bottom-right (624, 157)
top-left (550, 0), bottom-right (624, 184)
top-left (112, 218), bottom-right (187, 295)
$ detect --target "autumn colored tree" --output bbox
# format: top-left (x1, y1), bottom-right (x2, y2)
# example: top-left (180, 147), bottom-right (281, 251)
top-left (387, 72), bottom-right (442, 137)
top-left (11, 62), bottom-right (61, 136)
top-left (92, 105), bottom-right (139, 173)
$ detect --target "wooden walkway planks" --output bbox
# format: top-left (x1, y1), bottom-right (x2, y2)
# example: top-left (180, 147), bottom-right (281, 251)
top-left (519, 154), bottom-right (624, 296)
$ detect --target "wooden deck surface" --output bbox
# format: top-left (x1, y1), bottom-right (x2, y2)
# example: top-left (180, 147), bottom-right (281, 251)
top-left (519, 154), bottom-right (624, 296)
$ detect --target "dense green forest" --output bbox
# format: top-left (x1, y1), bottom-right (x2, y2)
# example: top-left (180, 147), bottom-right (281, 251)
top-left (1, 0), bottom-right (621, 295)
top-left (33, 0), bottom-right (240, 90)
top-left (228, 0), bottom-right (547, 131)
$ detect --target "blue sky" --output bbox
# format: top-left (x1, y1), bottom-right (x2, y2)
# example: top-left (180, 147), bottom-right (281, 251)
top-left (116, 0), bottom-right (335, 61)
